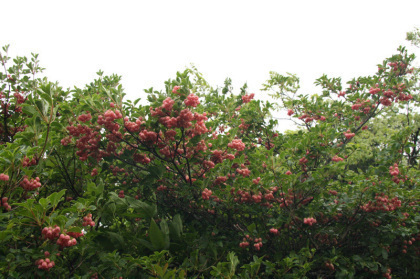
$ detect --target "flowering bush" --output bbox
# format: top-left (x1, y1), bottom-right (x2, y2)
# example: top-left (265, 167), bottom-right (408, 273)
top-left (0, 44), bottom-right (419, 278)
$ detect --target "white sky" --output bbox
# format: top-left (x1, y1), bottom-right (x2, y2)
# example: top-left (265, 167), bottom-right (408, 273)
top-left (2, 0), bottom-right (420, 130)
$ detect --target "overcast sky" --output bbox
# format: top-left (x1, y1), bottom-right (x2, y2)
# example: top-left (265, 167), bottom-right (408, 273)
top-left (2, 0), bottom-right (420, 130)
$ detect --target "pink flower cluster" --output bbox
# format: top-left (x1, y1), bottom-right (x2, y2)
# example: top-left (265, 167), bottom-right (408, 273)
top-left (22, 156), bottom-right (37, 167)
top-left (162, 97), bottom-right (175, 111)
top-left (14, 92), bottom-right (25, 104)
top-left (202, 188), bottom-right (212, 200)
top-left (57, 233), bottom-right (77, 248)
top-left (172, 86), bottom-right (181, 94)
top-left (332, 155), bottom-right (344, 162)
top-left (1, 197), bottom-right (11, 211)
top-left (133, 153), bottom-right (151, 164)
top-left (343, 130), bottom-right (355, 139)
top-left (124, 117), bottom-right (144, 133)
top-left (42, 225), bottom-right (61, 240)
top-left (139, 130), bottom-right (158, 143)
top-left (303, 217), bottom-right (317, 226)
top-left (36, 258), bottom-right (55, 271)
top-left (184, 93), bottom-right (200, 107)
top-left (20, 176), bottom-right (41, 191)
top-left (361, 193), bottom-right (401, 212)
top-left (0, 173), bottom-right (9, 181)
top-left (82, 213), bottom-right (95, 227)
top-left (242, 93), bottom-right (255, 103)
top-left (214, 176), bottom-right (228, 185)
top-left (236, 165), bottom-right (251, 177)
top-left (389, 163), bottom-right (399, 176)
top-left (228, 139), bottom-right (245, 151)
top-left (78, 113), bottom-right (92, 123)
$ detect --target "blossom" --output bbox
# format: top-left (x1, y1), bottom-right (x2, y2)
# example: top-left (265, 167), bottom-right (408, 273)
top-left (303, 217), bottom-right (317, 226)
top-left (184, 93), bottom-right (200, 107)
top-left (242, 93), bottom-right (255, 103)
top-left (228, 139), bottom-right (245, 151)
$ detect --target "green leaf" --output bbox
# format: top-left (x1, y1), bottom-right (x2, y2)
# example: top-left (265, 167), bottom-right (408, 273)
top-left (22, 104), bottom-right (38, 116)
top-left (138, 239), bottom-right (155, 251)
top-left (127, 198), bottom-right (156, 219)
top-left (170, 214), bottom-right (183, 238)
top-left (39, 198), bottom-right (49, 209)
top-left (65, 217), bottom-right (79, 228)
top-left (228, 251), bottom-right (239, 276)
top-left (49, 189), bottom-right (66, 208)
top-left (149, 219), bottom-right (166, 251)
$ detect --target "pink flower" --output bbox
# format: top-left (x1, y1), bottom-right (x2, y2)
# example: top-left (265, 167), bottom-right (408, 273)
top-left (184, 93), bottom-right (200, 107)
top-left (78, 113), bottom-right (92, 123)
top-left (172, 86), bottom-right (181, 94)
top-left (389, 163), bottom-right (399, 176)
top-left (343, 130), bottom-right (355, 139)
top-left (0, 173), bottom-right (10, 181)
top-left (202, 188), bottom-right (212, 200)
top-left (242, 93), bottom-right (255, 104)
top-left (228, 139), bottom-right (245, 151)
top-left (303, 217), bottom-right (317, 226)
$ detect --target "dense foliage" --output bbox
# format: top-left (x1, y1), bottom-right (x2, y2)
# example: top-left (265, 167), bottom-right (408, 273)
top-left (0, 43), bottom-right (419, 278)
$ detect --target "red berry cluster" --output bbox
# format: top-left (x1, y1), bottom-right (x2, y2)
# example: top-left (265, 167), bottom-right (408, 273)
top-left (1, 197), bottom-right (11, 211)
top-left (118, 190), bottom-right (125, 198)
top-left (78, 112), bottom-right (92, 123)
top-left (0, 173), bottom-right (9, 181)
top-left (269, 228), bottom-right (279, 235)
top-left (214, 176), bottom-right (228, 185)
top-left (91, 168), bottom-right (98, 176)
top-left (299, 157), bottom-right (308, 165)
top-left (20, 176), bottom-right (41, 191)
top-left (82, 213), bottom-right (95, 227)
top-left (236, 164), bottom-right (251, 177)
top-left (172, 85), bottom-right (181, 94)
top-left (184, 93), bottom-right (200, 107)
top-left (253, 237), bottom-right (263, 250)
top-left (332, 155), bottom-right (344, 162)
top-left (57, 233), bottom-right (77, 247)
top-left (325, 262), bottom-right (335, 271)
top-left (13, 92), bottom-right (26, 104)
top-left (304, 217), bottom-right (317, 226)
top-left (35, 257), bottom-right (55, 271)
top-left (361, 193), bottom-right (401, 212)
top-left (201, 188), bottom-right (212, 200)
top-left (241, 93), bottom-right (255, 104)
top-left (239, 234), bottom-right (253, 248)
top-left (67, 231), bottom-right (84, 238)
top-left (351, 98), bottom-right (372, 114)
top-left (402, 237), bottom-right (417, 254)
top-left (228, 139), bottom-right (245, 151)
top-left (42, 225), bottom-right (61, 240)
top-left (382, 267), bottom-right (392, 279)
top-left (343, 130), bottom-right (355, 139)
top-left (389, 163), bottom-right (399, 176)
top-left (22, 156), bottom-right (37, 167)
